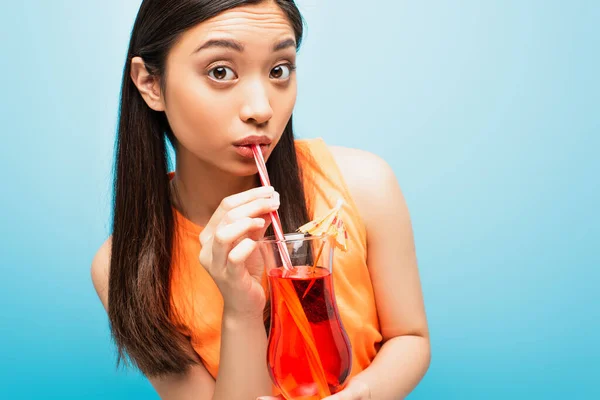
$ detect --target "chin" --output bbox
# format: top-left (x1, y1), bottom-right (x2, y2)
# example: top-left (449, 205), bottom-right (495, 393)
top-left (217, 158), bottom-right (260, 178)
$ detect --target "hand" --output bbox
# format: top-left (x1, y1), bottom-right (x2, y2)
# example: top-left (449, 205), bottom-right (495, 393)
top-left (321, 379), bottom-right (371, 400)
top-left (199, 186), bottom-right (279, 319)
top-left (256, 379), bottom-right (371, 400)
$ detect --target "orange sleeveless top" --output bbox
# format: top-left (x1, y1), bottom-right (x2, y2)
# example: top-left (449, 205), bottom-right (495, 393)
top-left (169, 138), bottom-right (382, 384)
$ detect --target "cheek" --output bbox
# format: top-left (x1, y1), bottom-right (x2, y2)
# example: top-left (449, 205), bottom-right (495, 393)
top-left (272, 83), bottom-right (297, 125)
top-left (164, 75), bottom-right (236, 147)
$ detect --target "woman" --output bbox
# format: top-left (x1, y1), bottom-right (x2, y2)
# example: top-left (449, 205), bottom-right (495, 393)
top-left (91, 1), bottom-right (430, 399)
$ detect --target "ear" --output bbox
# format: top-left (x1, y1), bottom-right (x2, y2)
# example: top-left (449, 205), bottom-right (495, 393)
top-left (130, 56), bottom-right (165, 111)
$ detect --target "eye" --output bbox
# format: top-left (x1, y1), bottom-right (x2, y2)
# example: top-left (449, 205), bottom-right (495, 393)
top-left (270, 64), bottom-right (295, 80)
top-left (208, 66), bottom-right (237, 81)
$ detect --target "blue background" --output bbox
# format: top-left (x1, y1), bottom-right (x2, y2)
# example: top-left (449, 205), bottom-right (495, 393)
top-left (1, 0), bottom-right (598, 398)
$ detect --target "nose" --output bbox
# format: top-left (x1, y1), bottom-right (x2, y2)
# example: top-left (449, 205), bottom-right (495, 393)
top-left (239, 80), bottom-right (273, 126)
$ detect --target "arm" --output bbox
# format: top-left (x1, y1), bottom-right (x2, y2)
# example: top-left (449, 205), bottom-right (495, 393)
top-left (152, 312), bottom-right (271, 400)
top-left (329, 146), bottom-right (431, 400)
top-left (152, 312), bottom-right (270, 400)
top-left (91, 237), bottom-right (273, 400)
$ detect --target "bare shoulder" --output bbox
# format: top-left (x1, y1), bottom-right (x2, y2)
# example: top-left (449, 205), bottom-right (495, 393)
top-left (327, 148), bottom-right (426, 342)
top-left (91, 236), bottom-right (112, 311)
top-left (327, 145), bottom-right (405, 227)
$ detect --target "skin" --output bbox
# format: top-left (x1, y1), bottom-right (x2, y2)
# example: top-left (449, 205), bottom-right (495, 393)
top-left (91, 2), bottom-right (430, 399)
top-left (133, 0), bottom-right (298, 226)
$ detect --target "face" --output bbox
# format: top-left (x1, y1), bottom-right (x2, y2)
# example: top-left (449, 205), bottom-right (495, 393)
top-left (160, 1), bottom-right (297, 175)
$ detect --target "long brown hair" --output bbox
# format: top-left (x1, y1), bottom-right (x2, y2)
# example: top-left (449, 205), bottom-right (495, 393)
top-left (109, 0), bottom-right (308, 377)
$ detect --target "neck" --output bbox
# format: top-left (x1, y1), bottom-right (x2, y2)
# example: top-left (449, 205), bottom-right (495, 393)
top-left (171, 151), bottom-right (258, 227)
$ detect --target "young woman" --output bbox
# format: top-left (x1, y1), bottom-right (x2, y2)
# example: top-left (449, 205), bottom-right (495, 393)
top-left (91, 1), bottom-right (430, 399)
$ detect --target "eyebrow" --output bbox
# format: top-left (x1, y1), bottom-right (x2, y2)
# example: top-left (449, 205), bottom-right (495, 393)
top-left (273, 38), bottom-right (297, 52)
top-left (192, 38), bottom-right (297, 54)
top-left (193, 39), bottom-right (244, 53)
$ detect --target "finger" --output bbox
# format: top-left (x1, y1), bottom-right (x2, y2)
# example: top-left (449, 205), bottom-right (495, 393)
top-left (323, 380), bottom-right (370, 400)
top-left (204, 191), bottom-right (277, 249)
top-left (322, 394), bottom-right (348, 400)
top-left (211, 218), bottom-right (265, 267)
top-left (222, 192), bottom-right (280, 224)
top-left (251, 213), bottom-right (273, 240)
top-left (322, 389), bottom-right (353, 400)
top-left (199, 186), bottom-right (274, 244)
top-left (227, 238), bottom-right (258, 277)
top-left (198, 239), bottom-right (212, 270)
top-left (224, 211), bottom-right (273, 243)
top-left (199, 231), bottom-right (213, 248)
top-left (256, 396), bottom-right (285, 400)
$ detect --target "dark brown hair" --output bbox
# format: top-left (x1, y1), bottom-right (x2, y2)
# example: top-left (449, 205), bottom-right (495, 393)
top-left (109, 0), bottom-right (308, 376)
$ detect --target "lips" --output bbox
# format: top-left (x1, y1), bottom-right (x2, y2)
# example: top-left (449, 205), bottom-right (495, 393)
top-left (232, 135), bottom-right (272, 147)
top-left (234, 143), bottom-right (269, 158)
top-left (233, 135), bottom-right (272, 158)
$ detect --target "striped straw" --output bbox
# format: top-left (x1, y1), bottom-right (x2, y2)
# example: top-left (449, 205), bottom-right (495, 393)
top-left (251, 145), bottom-right (294, 271)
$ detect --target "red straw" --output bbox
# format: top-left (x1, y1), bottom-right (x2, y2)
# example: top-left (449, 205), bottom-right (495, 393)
top-left (252, 145), bottom-right (294, 271)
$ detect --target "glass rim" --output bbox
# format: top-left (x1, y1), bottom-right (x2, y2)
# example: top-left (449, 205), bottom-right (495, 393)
top-left (258, 231), bottom-right (334, 244)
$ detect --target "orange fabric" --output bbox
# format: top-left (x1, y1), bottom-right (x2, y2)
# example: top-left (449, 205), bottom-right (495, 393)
top-left (169, 138), bottom-right (382, 385)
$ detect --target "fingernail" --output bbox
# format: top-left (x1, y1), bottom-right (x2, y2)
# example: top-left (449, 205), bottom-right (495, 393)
top-left (271, 192), bottom-right (280, 206)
